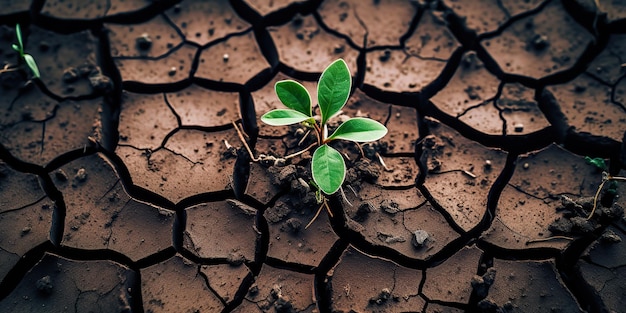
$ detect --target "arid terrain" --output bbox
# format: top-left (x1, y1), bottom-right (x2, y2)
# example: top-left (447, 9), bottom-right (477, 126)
top-left (1, 0), bottom-right (626, 312)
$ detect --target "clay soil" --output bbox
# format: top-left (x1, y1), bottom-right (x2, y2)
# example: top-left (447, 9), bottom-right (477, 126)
top-left (1, 1), bottom-right (626, 312)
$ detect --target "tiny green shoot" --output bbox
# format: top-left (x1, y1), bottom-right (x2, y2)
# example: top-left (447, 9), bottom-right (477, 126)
top-left (584, 156), bottom-right (625, 220)
top-left (260, 59), bottom-right (388, 227)
top-left (10, 24), bottom-right (40, 78)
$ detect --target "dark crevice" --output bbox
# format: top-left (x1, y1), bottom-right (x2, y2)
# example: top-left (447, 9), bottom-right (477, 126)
top-left (113, 41), bottom-right (187, 61)
top-left (360, 85), bottom-right (421, 109)
top-left (558, 231), bottom-right (611, 313)
top-left (175, 190), bottom-right (238, 210)
top-left (251, 197), bottom-right (270, 277)
top-left (122, 79), bottom-right (193, 94)
top-left (420, 46), bottom-right (465, 100)
top-left (93, 24), bottom-right (123, 151)
top-left (475, 240), bottom-right (561, 261)
top-left (135, 247), bottom-right (176, 269)
top-left (564, 129), bottom-right (621, 160)
top-left (238, 90), bottom-right (259, 147)
top-left (0, 143), bottom-right (45, 174)
top-left (39, 172), bottom-right (66, 246)
top-left (97, 147), bottom-right (175, 209)
top-left (221, 269), bottom-right (256, 313)
top-left (312, 12), bottom-right (362, 52)
top-left (315, 239), bottom-right (349, 313)
top-left (0, 241), bottom-right (52, 301)
top-left (422, 100), bottom-right (557, 154)
top-left (264, 257), bottom-right (316, 274)
top-left (43, 145), bottom-right (98, 172)
top-left (477, 0), bottom-right (553, 41)
top-left (192, 77), bottom-right (243, 93)
top-left (103, 0), bottom-right (181, 25)
top-left (254, 26), bottom-right (280, 70)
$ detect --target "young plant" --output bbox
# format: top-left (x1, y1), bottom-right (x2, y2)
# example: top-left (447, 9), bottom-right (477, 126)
top-left (260, 59), bottom-right (387, 223)
top-left (2, 24), bottom-right (40, 79)
top-left (585, 156), bottom-right (625, 220)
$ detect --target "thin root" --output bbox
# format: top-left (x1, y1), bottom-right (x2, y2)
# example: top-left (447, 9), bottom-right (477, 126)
top-left (232, 121), bottom-right (259, 162)
top-left (284, 143), bottom-right (316, 160)
top-left (587, 176), bottom-right (626, 220)
top-left (355, 142), bottom-right (365, 159)
top-left (376, 152), bottom-right (390, 171)
top-left (304, 199), bottom-right (328, 229)
top-left (298, 129), bottom-right (311, 146)
top-left (340, 186), bottom-right (352, 207)
top-left (526, 236), bottom-right (573, 245)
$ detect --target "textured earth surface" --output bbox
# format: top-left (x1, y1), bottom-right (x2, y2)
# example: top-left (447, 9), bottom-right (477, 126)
top-left (1, 0), bottom-right (626, 312)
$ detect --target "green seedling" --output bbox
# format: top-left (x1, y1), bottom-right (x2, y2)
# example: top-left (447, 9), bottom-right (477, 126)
top-left (259, 59), bottom-right (387, 226)
top-left (4, 24), bottom-right (40, 78)
top-left (584, 157), bottom-right (625, 220)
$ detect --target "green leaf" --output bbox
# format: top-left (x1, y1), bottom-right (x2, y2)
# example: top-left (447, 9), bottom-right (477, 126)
top-left (585, 156), bottom-right (607, 171)
top-left (275, 80), bottom-right (312, 117)
top-left (11, 44), bottom-right (20, 53)
top-left (23, 54), bottom-right (40, 78)
top-left (317, 59), bottom-right (351, 125)
top-left (261, 109), bottom-right (310, 126)
top-left (328, 117), bottom-right (388, 142)
top-left (15, 24), bottom-right (23, 54)
top-left (312, 144), bottom-right (346, 195)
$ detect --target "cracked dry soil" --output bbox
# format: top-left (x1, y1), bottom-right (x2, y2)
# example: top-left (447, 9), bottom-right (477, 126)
top-left (1, 0), bottom-right (626, 312)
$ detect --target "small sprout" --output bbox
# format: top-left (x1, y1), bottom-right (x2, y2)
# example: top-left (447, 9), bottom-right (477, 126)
top-left (257, 59), bottom-right (388, 227)
top-left (6, 24), bottom-right (40, 79)
top-left (585, 156), bottom-right (607, 171)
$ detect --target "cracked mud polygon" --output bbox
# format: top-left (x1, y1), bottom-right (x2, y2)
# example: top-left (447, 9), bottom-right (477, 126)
top-left (1, 1), bottom-right (626, 312)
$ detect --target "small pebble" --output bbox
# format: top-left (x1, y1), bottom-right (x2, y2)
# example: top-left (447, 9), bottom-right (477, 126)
top-left (21, 226), bottom-right (31, 235)
top-left (223, 53), bottom-right (229, 62)
top-left (136, 33), bottom-right (153, 50)
top-left (168, 67), bottom-right (177, 76)
top-left (74, 168), bottom-right (87, 182)
top-left (531, 34), bottom-right (549, 50)
top-left (379, 49), bottom-right (391, 62)
top-left (523, 163), bottom-right (529, 170)
top-left (62, 68), bottom-right (80, 83)
top-left (514, 123), bottom-right (524, 133)
top-left (412, 229), bottom-right (430, 248)
top-left (484, 159), bottom-right (492, 168)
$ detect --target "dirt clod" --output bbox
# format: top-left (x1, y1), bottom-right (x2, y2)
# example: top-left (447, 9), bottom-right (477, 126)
top-left (74, 167), bottom-right (88, 182)
top-left (62, 67), bottom-right (80, 83)
top-left (369, 288), bottom-right (392, 305)
top-left (227, 250), bottom-right (245, 266)
top-left (136, 33), bottom-right (152, 50)
top-left (600, 230), bottom-right (621, 243)
top-left (412, 229), bottom-right (430, 249)
top-left (380, 199), bottom-right (400, 214)
top-left (283, 218), bottom-right (302, 234)
top-left (531, 34), bottom-right (549, 50)
top-left (55, 169), bottom-right (68, 182)
top-left (89, 71), bottom-right (113, 93)
top-left (471, 267), bottom-right (496, 299)
top-left (35, 275), bottom-right (53, 294)
top-left (353, 202), bottom-right (374, 222)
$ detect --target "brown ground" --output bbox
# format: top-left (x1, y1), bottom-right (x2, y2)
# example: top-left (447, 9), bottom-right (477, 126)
top-left (1, 0), bottom-right (626, 312)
